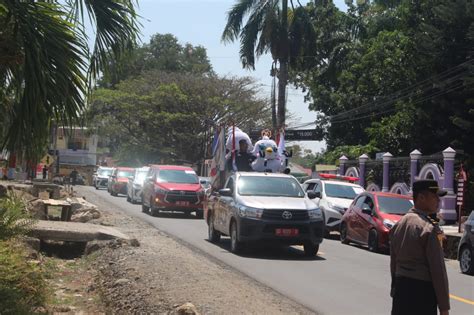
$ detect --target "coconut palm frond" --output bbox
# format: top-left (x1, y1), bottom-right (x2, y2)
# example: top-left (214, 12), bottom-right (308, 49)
top-left (72, 0), bottom-right (140, 81)
top-left (1, 1), bottom-right (88, 160)
top-left (222, 0), bottom-right (259, 43)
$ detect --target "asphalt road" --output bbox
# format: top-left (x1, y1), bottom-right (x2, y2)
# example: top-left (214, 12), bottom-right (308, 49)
top-left (79, 186), bottom-right (474, 315)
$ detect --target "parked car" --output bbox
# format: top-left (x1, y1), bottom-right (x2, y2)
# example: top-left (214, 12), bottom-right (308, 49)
top-left (302, 174), bottom-right (364, 234)
top-left (127, 167), bottom-right (149, 204)
top-left (109, 167), bottom-right (135, 196)
top-left (141, 165), bottom-right (205, 218)
top-left (458, 211), bottom-right (474, 275)
top-left (340, 192), bottom-right (414, 252)
top-left (93, 166), bottom-right (114, 189)
top-left (205, 172), bottom-right (324, 256)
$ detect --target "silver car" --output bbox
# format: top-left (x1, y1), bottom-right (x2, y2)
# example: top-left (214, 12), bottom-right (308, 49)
top-left (459, 211), bottom-right (474, 275)
top-left (127, 167), bottom-right (150, 204)
top-left (206, 172), bottom-right (324, 256)
top-left (93, 167), bottom-right (114, 189)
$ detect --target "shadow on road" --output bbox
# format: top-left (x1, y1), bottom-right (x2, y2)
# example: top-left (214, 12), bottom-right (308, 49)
top-left (148, 211), bottom-right (201, 220)
top-left (207, 239), bottom-right (326, 261)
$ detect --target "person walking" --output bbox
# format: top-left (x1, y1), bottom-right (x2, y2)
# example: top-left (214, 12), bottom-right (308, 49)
top-left (70, 168), bottom-right (78, 186)
top-left (390, 179), bottom-right (450, 315)
top-left (42, 165), bottom-right (48, 179)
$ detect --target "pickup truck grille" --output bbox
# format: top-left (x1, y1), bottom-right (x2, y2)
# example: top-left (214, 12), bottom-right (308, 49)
top-left (262, 210), bottom-right (309, 221)
top-left (165, 191), bottom-right (199, 204)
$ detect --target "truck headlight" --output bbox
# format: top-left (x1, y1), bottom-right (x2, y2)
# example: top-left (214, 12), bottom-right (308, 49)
top-left (327, 201), bottom-right (346, 214)
top-left (308, 208), bottom-right (323, 220)
top-left (383, 219), bottom-right (395, 229)
top-left (238, 206), bottom-right (263, 219)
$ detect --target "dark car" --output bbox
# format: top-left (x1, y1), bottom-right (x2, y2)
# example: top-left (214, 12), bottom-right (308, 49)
top-left (141, 165), bottom-right (205, 218)
top-left (458, 211), bottom-right (474, 275)
top-left (340, 192), bottom-right (413, 253)
top-left (205, 172), bottom-right (324, 256)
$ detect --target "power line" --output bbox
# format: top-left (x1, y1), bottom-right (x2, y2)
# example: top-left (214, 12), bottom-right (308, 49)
top-left (329, 59), bottom-right (473, 121)
top-left (330, 82), bottom-right (470, 124)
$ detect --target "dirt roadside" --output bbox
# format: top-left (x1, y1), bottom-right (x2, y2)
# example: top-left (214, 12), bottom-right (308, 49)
top-left (79, 187), bottom-right (316, 315)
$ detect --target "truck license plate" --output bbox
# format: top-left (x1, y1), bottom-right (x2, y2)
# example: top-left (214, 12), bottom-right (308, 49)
top-left (176, 201), bottom-right (189, 206)
top-left (275, 228), bottom-right (299, 236)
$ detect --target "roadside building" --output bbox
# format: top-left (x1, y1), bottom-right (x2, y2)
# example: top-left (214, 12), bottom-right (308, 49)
top-left (50, 127), bottom-right (99, 185)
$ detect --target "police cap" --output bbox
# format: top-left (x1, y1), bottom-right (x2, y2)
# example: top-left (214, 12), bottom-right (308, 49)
top-left (413, 179), bottom-right (447, 197)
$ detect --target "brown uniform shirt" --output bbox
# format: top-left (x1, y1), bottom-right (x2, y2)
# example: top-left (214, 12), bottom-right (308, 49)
top-left (390, 208), bottom-right (450, 311)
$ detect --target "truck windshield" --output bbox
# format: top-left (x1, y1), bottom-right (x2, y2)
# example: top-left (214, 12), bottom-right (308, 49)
top-left (157, 170), bottom-right (199, 184)
top-left (324, 183), bottom-right (362, 199)
top-left (377, 196), bottom-right (414, 215)
top-left (238, 176), bottom-right (305, 197)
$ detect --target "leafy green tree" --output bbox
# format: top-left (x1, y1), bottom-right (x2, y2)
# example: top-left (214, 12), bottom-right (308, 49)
top-left (222, 0), bottom-right (314, 129)
top-left (0, 0), bottom-right (139, 161)
top-left (99, 33), bottom-right (213, 88)
top-left (291, 0), bottom-right (473, 160)
top-left (88, 71), bottom-right (271, 165)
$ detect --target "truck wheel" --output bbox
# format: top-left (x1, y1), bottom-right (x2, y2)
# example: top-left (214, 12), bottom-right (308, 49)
top-left (230, 221), bottom-right (243, 254)
top-left (340, 223), bottom-right (350, 245)
top-left (141, 199), bottom-right (149, 213)
top-left (208, 214), bottom-right (221, 243)
top-left (368, 229), bottom-right (379, 253)
top-left (303, 242), bottom-right (319, 257)
top-left (195, 209), bottom-right (204, 219)
top-left (150, 199), bottom-right (160, 217)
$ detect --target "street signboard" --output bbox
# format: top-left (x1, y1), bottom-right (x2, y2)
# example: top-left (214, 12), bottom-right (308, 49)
top-left (41, 154), bottom-right (55, 167)
top-left (284, 129), bottom-right (319, 141)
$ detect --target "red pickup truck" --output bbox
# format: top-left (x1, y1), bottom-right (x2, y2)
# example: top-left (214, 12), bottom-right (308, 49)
top-left (141, 165), bottom-right (205, 218)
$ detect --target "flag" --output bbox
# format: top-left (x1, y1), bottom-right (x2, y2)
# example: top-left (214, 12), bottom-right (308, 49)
top-left (231, 124), bottom-right (237, 171)
top-left (277, 129), bottom-right (285, 156)
top-left (210, 126), bottom-right (225, 189)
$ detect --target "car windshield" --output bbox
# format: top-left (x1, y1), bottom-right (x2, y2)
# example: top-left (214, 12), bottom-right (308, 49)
top-left (98, 169), bottom-right (112, 176)
top-left (117, 170), bottom-right (134, 177)
top-left (134, 171), bottom-right (148, 184)
top-left (238, 176), bottom-right (305, 198)
top-left (157, 170), bottom-right (199, 184)
top-left (377, 196), bottom-right (414, 215)
top-left (325, 183), bottom-right (362, 199)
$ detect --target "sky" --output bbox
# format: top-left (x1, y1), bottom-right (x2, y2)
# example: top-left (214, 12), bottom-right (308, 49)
top-left (133, 0), bottom-right (348, 153)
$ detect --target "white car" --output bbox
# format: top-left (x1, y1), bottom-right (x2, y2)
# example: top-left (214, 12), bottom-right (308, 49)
top-left (93, 167), bottom-right (114, 189)
top-left (302, 175), bottom-right (364, 234)
top-left (127, 167), bottom-right (149, 204)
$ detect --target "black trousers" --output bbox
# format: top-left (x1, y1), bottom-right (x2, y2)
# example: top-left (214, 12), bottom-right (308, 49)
top-left (391, 276), bottom-right (437, 315)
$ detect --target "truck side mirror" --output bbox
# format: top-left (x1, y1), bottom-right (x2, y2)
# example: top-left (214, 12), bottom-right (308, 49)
top-left (218, 188), bottom-right (232, 197)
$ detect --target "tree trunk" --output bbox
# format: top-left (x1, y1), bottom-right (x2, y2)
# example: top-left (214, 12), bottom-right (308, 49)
top-left (277, 0), bottom-right (289, 130)
top-left (277, 59), bottom-right (288, 129)
top-left (271, 61), bottom-right (277, 131)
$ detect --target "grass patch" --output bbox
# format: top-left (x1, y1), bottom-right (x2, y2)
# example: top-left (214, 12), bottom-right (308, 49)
top-left (0, 241), bottom-right (47, 314)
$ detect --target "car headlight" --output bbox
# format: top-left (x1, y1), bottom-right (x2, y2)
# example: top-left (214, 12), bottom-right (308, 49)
top-left (327, 201), bottom-right (346, 214)
top-left (308, 208), bottom-right (323, 220)
top-left (383, 219), bottom-right (395, 229)
top-left (155, 188), bottom-right (167, 195)
top-left (238, 206), bottom-right (263, 219)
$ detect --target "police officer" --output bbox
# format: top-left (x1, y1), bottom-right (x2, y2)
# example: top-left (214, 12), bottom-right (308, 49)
top-left (390, 179), bottom-right (449, 315)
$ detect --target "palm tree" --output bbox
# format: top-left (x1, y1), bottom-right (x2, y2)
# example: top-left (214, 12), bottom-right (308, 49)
top-left (222, 0), bottom-right (313, 130)
top-left (0, 0), bottom-right (139, 161)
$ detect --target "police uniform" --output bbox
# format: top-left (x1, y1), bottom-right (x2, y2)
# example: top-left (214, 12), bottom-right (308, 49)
top-left (390, 180), bottom-right (450, 315)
